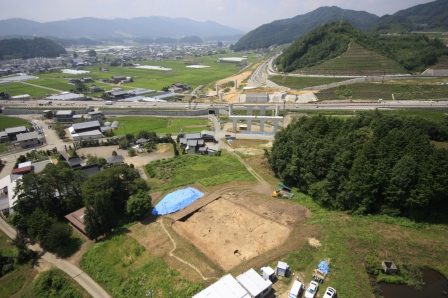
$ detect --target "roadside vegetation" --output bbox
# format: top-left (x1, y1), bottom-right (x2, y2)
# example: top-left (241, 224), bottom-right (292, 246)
top-left (34, 269), bottom-right (92, 298)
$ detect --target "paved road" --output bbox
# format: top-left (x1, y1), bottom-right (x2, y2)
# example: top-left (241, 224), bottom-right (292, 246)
top-left (0, 216), bottom-right (110, 297)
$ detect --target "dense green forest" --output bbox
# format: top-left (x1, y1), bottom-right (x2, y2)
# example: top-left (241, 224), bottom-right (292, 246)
top-left (232, 6), bottom-right (378, 51)
top-left (394, 0), bottom-right (448, 31)
top-left (276, 22), bottom-right (448, 73)
top-left (269, 112), bottom-right (448, 223)
top-left (0, 37), bottom-right (66, 60)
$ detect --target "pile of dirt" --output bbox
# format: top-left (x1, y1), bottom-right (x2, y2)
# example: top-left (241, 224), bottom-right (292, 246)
top-left (308, 238), bottom-right (321, 248)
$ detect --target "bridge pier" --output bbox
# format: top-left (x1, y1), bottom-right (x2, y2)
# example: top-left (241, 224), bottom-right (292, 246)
top-left (259, 119), bottom-right (265, 132)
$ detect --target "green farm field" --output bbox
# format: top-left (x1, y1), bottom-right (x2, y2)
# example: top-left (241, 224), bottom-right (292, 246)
top-left (0, 116), bottom-right (29, 130)
top-left (0, 82), bottom-right (50, 97)
top-left (109, 116), bottom-right (209, 136)
top-left (33, 53), bottom-right (259, 93)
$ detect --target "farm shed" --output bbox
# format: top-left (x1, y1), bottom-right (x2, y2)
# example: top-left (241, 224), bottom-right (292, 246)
top-left (236, 268), bottom-right (272, 298)
top-left (262, 266), bottom-right (275, 282)
top-left (276, 261), bottom-right (289, 277)
top-left (193, 274), bottom-right (250, 298)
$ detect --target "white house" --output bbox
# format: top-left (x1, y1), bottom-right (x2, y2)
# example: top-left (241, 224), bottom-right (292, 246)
top-left (0, 174), bottom-right (22, 215)
top-left (193, 274), bottom-right (250, 298)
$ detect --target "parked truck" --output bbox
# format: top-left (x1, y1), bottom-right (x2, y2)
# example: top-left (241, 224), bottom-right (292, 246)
top-left (105, 101), bottom-right (114, 105)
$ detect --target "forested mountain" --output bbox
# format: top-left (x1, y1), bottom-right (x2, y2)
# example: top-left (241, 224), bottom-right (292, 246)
top-left (368, 15), bottom-right (414, 33)
top-left (232, 6), bottom-right (379, 51)
top-left (0, 37), bottom-right (67, 60)
top-left (394, 0), bottom-right (448, 31)
top-left (276, 22), bottom-right (448, 73)
top-left (0, 17), bottom-right (244, 40)
top-left (270, 112), bottom-right (448, 222)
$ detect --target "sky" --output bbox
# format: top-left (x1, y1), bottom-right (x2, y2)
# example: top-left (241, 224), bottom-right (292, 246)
top-left (0, 0), bottom-right (436, 31)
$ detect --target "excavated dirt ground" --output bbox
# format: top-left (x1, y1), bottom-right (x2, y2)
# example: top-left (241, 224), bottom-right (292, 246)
top-left (172, 192), bottom-right (307, 271)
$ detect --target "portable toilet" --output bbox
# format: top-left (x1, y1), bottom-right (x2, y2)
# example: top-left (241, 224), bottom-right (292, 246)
top-left (288, 280), bottom-right (303, 298)
top-left (276, 261), bottom-right (289, 277)
top-left (262, 266), bottom-right (275, 282)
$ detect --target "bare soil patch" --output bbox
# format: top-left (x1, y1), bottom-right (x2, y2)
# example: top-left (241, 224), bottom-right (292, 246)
top-left (172, 192), bottom-right (306, 271)
top-left (76, 143), bottom-right (174, 167)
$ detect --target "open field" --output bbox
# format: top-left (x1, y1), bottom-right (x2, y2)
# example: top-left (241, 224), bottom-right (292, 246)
top-left (80, 231), bottom-right (202, 297)
top-left (33, 53), bottom-right (259, 93)
top-left (316, 81), bottom-right (448, 100)
top-left (269, 75), bottom-right (349, 89)
top-left (107, 116), bottom-right (209, 136)
top-left (0, 82), bottom-right (50, 97)
top-left (294, 43), bottom-right (408, 76)
top-left (145, 152), bottom-right (256, 191)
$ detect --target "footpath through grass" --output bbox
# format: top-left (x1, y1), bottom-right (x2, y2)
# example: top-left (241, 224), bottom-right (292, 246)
top-left (145, 152), bottom-right (256, 191)
top-left (81, 232), bottom-right (202, 298)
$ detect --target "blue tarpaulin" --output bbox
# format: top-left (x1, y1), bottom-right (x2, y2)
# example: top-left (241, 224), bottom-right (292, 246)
top-left (318, 261), bottom-right (329, 274)
top-left (152, 187), bottom-right (204, 215)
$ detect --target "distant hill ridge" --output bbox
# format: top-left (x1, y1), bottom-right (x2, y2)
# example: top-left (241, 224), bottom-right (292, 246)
top-left (233, 0), bottom-right (448, 50)
top-left (0, 17), bottom-right (244, 40)
top-left (233, 6), bottom-right (379, 51)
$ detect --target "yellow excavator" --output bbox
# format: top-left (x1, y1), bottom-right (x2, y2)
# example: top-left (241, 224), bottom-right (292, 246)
top-left (272, 183), bottom-right (294, 199)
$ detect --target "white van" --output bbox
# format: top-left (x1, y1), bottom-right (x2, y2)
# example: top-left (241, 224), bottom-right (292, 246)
top-left (289, 280), bottom-right (303, 298)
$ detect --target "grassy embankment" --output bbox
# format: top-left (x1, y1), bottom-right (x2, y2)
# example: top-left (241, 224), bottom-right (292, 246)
top-left (269, 76), bottom-right (350, 89)
top-left (109, 116), bottom-right (210, 136)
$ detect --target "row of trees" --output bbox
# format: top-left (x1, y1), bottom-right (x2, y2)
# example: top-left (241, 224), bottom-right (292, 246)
top-left (269, 111), bottom-right (448, 222)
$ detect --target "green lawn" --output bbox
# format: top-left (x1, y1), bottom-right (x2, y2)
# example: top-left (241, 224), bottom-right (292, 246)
top-left (0, 116), bottom-right (30, 130)
top-left (80, 232), bottom-right (202, 298)
top-left (145, 152), bottom-right (256, 191)
top-left (109, 116), bottom-right (209, 136)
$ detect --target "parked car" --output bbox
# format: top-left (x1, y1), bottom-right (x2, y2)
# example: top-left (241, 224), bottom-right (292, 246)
top-left (322, 287), bottom-right (336, 298)
top-left (304, 281), bottom-right (319, 298)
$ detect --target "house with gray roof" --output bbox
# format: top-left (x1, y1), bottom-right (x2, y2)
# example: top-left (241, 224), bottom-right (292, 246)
top-left (16, 131), bottom-right (40, 148)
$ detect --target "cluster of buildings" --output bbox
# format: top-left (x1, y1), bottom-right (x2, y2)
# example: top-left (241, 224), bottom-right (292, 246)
top-left (178, 131), bottom-right (219, 155)
top-left (0, 125), bottom-right (42, 149)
